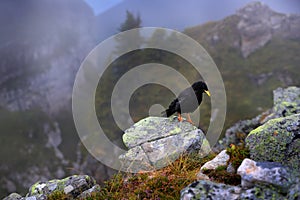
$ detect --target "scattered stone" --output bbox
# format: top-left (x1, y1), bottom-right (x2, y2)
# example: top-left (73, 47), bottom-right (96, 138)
top-left (226, 163), bottom-right (236, 174)
top-left (200, 150), bottom-right (229, 171)
top-left (246, 114), bottom-right (300, 170)
top-left (120, 116), bottom-right (210, 172)
top-left (215, 86), bottom-right (300, 151)
top-left (239, 186), bottom-right (286, 200)
top-left (181, 180), bottom-right (241, 200)
top-left (2, 193), bottom-right (23, 200)
top-left (287, 182), bottom-right (300, 200)
top-left (267, 86), bottom-right (300, 120)
top-left (182, 165), bottom-right (293, 200)
top-left (77, 184), bottom-right (101, 199)
top-left (237, 158), bottom-right (297, 193)
top-left (25, 175), bottom-right (96, 199)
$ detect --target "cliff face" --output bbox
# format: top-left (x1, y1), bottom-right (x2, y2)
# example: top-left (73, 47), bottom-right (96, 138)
top-left (186, 2), bottom-right (300, 58)
top-left (236, 2), bottom-right (300, 57)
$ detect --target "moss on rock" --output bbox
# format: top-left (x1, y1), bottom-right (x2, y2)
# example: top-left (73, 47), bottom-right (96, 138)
top-left (246, 114), bottom-right (300, 169)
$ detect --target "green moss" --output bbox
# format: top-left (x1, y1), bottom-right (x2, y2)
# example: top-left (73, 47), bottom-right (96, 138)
top-left (47, 190), bottom-right (68, 200)
top-left (202, 166), bottom-right (241, 185)
top-left (97, 152), bottom-right (216, 199)
top-left (226, 144), bottom-right (250, 169)
top-left (246, 114), bottom-right (299, 168)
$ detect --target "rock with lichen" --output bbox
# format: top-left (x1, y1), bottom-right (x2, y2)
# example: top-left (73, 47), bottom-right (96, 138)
top-left (246, 113), bottom-right (300, 170)
top-left (181, 158), bottom-right (299, 200)
top-left (237, 158), bottom-right (298, 193)
top-left (119, 116), bottom-right (210, 172)
top-left (3, 175), bottom-right (99, 200)
top-left (197, 150), bottom-right (230, 180)
top-left (2, 193), bottom-right (23, 200)
top-left (181, 180), bottom-right (241, 200)
top-left (215, 86), bottom-right (300, 151)
top-left (266, 86), bottom-right (300, 120)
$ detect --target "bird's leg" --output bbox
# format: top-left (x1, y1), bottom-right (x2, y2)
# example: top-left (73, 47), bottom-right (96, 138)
top-left (186, 113), bottom-right (194, 125)
top-left (178, 113), bottom-right (183, 122)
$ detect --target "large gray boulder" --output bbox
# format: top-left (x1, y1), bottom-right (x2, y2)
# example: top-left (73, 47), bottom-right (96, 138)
top-left (215, 86), bottom-right (300, 151)
top-left (246, 114), bottom-right (300, 170)
top-left (119, 116), bottom-right (210, 172)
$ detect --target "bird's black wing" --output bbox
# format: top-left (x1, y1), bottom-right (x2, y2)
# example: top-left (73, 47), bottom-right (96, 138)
top-left (177, 87), bottom-right (200, 113)
top-left (162, 98), bottom-right (180, 117)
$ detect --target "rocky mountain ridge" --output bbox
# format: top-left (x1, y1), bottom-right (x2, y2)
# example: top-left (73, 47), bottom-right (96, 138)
top-left (186, 2), bottom-right (300, 58)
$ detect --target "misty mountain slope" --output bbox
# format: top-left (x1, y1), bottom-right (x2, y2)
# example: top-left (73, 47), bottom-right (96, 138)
top-left (0, 1), bottom-right (300, 198)
top-left (0, 0), bottom-right (96, 113)
top-left (95, 0), bottom-right (267, 41)
top-left (185, 2), bottom-right (300, 126)
top-left (0, 0), bottom-right (99, 197)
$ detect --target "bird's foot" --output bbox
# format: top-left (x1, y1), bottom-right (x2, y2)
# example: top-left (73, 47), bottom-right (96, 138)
top-left (186, 114), bottom-right (194, 125)
top-left (178, 113), bottom-right (183, 122)
top-left (186, 119), bottom-right (194, 125)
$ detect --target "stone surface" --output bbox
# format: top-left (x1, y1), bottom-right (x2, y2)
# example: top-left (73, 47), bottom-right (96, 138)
top-left (287, 182), bottom-right (300, 200)
top-left (237, 158), bottom-right (297, 193)
top-left (2, 193), bottom-right (23, 200)
top-left (119, 146), bottom-right (153, 172)
top-left (268, 86), bottom-right (300, 119)
top-left (196, 150), bottom-right (230, 180)
top-left (215, 86), bottom-right (300, 151)
top-left (26, 175), bottom-right (96, 199)
top-left (120, 116), bottom-right (210, 172)
top-left (76, 184), bottom-right (101, 199)
top-left (181, 172), bottom-right (292, 200)
top-left (200, 150), bottom-right (230, 171)
top-left (246, 114), bottom-right (300, 169)
top-left (181, 180), bottom-right (241, 200)
top-left (236, 2), bottom-right (300, 57)
top-left (181, 182), bottom-right (287, 200)
top-left (123, 117), bottom-right (197, 148)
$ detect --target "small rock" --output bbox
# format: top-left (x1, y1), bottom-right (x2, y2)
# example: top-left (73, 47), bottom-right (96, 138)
top-left (3, 193), bottom-right (23, 200)
top-left (200, 150), bottom-right (229, 171)
top-left (226, 163), bottom-right (236, 174)
top-left (77, 184), bottom-right (101, 199)
top-left (26, 175), bottom-right (96, 199)
top-left (237, 158), bottom-right (297, 193)
top-left (180, 180), bottom-right (241, 200)
top-left (63, 185), bottom-right (74, 194)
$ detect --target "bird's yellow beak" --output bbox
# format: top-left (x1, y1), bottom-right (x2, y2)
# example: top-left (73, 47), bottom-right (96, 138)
top-left (205, 90), bottom-right (210, 97)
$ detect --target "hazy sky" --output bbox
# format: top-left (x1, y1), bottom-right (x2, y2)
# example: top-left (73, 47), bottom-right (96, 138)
top-left (85, 0), bottom-right (123, 14)
top-left (85, 0), bottom-right (300, 15)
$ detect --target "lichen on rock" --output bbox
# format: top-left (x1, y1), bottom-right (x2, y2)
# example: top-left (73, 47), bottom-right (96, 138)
top-left (120, 116), bottom-right (210, 172)
top-left (246, 114), bottom-right (300, 170)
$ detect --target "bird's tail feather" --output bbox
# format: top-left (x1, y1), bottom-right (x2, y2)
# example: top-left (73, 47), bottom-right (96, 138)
top-left (161, 108), bottom-right (175, 117)
top-left (162, 99), bottom-right (178, 117)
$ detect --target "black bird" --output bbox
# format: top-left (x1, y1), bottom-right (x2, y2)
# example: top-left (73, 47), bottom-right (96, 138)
top-left (162, 81), bottom-right (210, 124)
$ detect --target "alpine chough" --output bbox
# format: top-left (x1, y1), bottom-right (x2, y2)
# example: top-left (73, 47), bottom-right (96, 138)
top-left (162, 81), bottom-right (210, 124)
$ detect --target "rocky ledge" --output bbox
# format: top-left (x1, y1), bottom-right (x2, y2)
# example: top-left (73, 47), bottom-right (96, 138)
top-left (181, 86), bottom-right (300, 199)
top-left (3, 86), bottom-right (300, 199)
